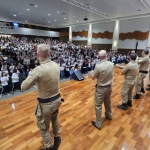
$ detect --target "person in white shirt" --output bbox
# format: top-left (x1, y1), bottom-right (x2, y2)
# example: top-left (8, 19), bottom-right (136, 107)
top-left (9, 63), bottom-right (15, 75)
top-left (0, 72), bottom-right (10, 97)
top-left (11, 69), bottom-right (20, 94)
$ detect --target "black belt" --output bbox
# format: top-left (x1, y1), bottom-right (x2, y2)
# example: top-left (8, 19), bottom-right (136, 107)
top-left (139, 70), bottom-right (148, 74)
top-left (38, 93), bottom-right (61, 103)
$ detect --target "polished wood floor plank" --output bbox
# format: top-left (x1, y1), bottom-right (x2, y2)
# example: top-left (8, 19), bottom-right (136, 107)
top-left (0, 66), bottom-right (150, 150)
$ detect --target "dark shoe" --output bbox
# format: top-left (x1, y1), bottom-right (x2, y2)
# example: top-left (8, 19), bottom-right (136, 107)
top-left (106, 116), bottom-right (112, 120)
top-left (127, 100), bottom-right (132, 107)
top-left (146, 87), bottom-right (150, 91)
top-left (133, 94), bottom-right (140, 99)
top-left (141, 88), bottom-right (145, 93)
top-left (117, 103), bottom-right (128, 110)
top-left (54, 137), bottom-right (61, 150)
top-left (91, 121), bottom-right (101, 130)
top-left (40, 146), bottom-right (54, 150)
top-left (148, 84), bottom-right (150, 87)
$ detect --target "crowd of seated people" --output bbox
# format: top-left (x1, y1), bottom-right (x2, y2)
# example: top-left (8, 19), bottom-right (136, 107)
top-left (0, 36), bottom-right (129, 97)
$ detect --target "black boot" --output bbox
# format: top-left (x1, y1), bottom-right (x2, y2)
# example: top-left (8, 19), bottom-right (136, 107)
top-left (40, 146), bottom-right (54, 150)
top-left (141, 88), bottom-right (145, 93)
top-left (54, 137), bottom-right (61, 150)
top-left (133, 94), bottom-right (140, 99)
top-left (117, 103), bottom-right (128, 110)
top-left (127, 100), bottom-right (132, 107)
top-left (146, 87), bottom-right (150, 91)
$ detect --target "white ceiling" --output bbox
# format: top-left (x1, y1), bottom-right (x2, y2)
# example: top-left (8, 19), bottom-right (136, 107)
top-left (0, 0), bottom-right (150, 28)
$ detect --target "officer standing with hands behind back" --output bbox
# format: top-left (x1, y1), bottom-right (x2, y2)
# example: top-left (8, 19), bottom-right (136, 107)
top-left (90, 50), bottom-right (114, 130)
top-left (21, 44), bottom-right (62, 150)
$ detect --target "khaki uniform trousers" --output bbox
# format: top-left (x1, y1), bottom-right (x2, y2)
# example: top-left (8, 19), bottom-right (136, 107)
top-left (35, 97), bottom-right (62, 148)
top-left (95, 85), bottom-right (112, 128)
top-left (121, 80), bottom-right (135, 103)
top-left (135, 73), bottom-right (147, 94)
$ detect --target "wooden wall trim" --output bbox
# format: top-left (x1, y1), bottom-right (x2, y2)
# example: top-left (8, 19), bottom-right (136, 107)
top-left (119, 31), bottom-right (149, 41)
top-left (72, 30), bottom-right (88, 37)
top-left (92, 31), bottom-right (113, 39)
top-left (60, 32), bottom-right (69, 37)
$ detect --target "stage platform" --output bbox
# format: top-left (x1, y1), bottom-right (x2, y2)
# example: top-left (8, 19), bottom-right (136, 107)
top-left (0, 67), bottom-right (150, 150)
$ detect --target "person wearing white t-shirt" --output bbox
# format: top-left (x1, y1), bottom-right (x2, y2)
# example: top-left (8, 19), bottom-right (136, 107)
top-left (9, 63), bottom-right (15, 75)
top-left (11, 69), bottom-right (21, 94)
top-left (0, 72), bottom-right (10, 97)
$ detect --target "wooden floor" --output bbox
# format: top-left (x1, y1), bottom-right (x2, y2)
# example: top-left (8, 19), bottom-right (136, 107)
top-left (0, 67), bottom-right (150, 150)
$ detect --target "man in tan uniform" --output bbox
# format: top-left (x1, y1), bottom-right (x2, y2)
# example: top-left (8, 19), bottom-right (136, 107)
top-left (21, 44), bottom-right (62, 150)
top-left (90, 50), bottom-right (114, 130)
top-left (117, 54), bottom-right (138, 110)
top-left (133, 49), bottom-right (149, 99)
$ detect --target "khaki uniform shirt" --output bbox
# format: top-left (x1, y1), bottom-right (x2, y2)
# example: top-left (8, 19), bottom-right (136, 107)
top-left (122, 62), bottom-right (138, 80)
top-left (21, 59), bottom-right (60, 99)
top-left (92, 59), bottom-right (114, 86)
top-left (138, 55), bottom-right (149, 71)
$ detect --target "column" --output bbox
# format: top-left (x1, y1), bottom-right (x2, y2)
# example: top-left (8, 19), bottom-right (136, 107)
top-left (87, 24), bottom-right (92, 46)
top-left (69, 26), bottom-right (72, 44)
top-left (112, 20), bottom-right (120, 51)
top-left (146, 24), bottom-right (150, 48)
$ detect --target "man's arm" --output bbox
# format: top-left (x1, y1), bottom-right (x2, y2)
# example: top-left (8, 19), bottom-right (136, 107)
top-left (122, 64), bottom-right (129, 75)
top-left (89, 65), bottom-right (99, 80)
top-left (21, 68), bottom-right (39, 91)
top-left (137, 57), bottom-right (148, 64)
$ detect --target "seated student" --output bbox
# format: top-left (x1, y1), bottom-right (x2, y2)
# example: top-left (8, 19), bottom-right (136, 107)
top-left (11, 69), bottom-right (20, 94)
top-left (0, 72), bottom-right (10, 97)
top-left (69, 66), bottom-right (74, 80)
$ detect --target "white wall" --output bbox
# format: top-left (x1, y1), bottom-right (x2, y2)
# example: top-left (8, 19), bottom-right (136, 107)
top-left (0, 27), bottom-right (60, 37)
top-left (72, 25), bottom-right (88, 41)
top-left (118, 17), bottom-right (150, 49)
top-left (92, 22), bottom-right (114, 44)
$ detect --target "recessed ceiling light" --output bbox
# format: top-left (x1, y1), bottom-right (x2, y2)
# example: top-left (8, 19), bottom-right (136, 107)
top-left (77, 21), bottom-right (78, 22)
top-left (57, 11), bottom-right (59, 13)
top-left (48, 21), bottom-right (50, 23)
top-left (14, 14), bottom-right (16, 17)
top-left (48, 14), bottom-right (50, 16)
top-left (64, 18), bottom-right (66, 19)
top-left (19, 13), bottom-right (21, 15)
top-left (35, 5), bottom-right (38, 7)
top-left (27, 9), bottom-right (29, 11)
top-left (55, 20), bottom-right (56, 21)
top-left (52, 25), bottom-right (54, 26)
top-left (73, 16), bottom-right (75, 17)
top-left (25, 21), bottom-right (28, 22)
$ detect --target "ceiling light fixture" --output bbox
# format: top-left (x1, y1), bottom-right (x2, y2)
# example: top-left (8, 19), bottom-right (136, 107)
top-left (19, 13), bottom-right (21, 15)
top-left (73, 16), bottom-right (75, 17)
top-left (77, 21), bottom-right (78, 22)
top-left (25, 21), bottom-right (28, 22)
top-left (48, 14), bottom-right (50, 16)
top-left (14, 14), bottom-right (16, 17)
top-left (55, 20), bottom-right (56, 21)
top-left (27, 9), bottom-right (30, 11)
top-left (52, 25), bottom-right (54, 26)
top-left (64, 18), bottom-right (66, 19)
top-left (57, 11), bottom-right (59, 13)
top-left (48, 21), bottom-right (50, 23)
top-left (35, 5), bottom-right (38, 7)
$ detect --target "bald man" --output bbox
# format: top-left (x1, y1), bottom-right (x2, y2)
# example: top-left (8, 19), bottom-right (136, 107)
top-left (90, 50), bottom-right (114, 130)
top-left (21, 44), bottom-right (62, 150)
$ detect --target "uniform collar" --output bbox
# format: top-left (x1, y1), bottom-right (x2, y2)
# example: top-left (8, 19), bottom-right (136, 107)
top-left (100, 59), bottom-right (107, 63)
top-left (40, 58), bottom-right (50, 64)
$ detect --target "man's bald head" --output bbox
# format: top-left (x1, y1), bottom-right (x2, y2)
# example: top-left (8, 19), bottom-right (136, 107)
top-left (98, 50), bottom-right (107, 60)
top-left (37, 44), bottom-right (50, 60)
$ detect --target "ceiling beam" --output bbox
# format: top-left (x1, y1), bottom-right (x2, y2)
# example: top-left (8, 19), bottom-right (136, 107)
top-left (140, 0), bottom-right (150, 11)
top-left (61, 0), bottom-right (115, 20)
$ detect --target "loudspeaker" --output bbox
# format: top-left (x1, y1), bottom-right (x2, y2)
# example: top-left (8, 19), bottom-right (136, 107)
top-left (72, 70), bottom-right (84, 81)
